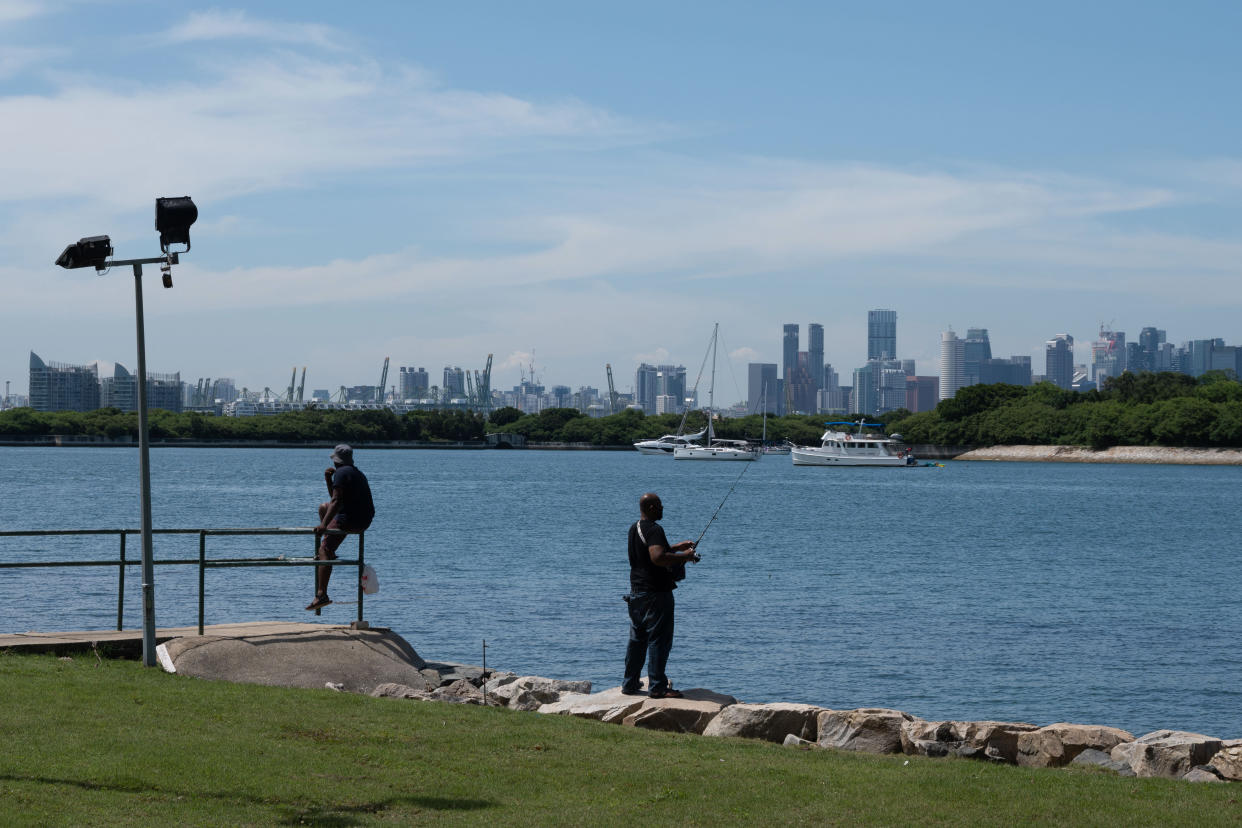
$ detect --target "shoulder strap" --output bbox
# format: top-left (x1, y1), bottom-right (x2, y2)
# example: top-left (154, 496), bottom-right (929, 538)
top-left (634, 520), bottom-right (647, 545)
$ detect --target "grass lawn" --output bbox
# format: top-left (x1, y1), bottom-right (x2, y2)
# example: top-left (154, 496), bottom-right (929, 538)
top-left (0, 652), bottom-right (1237, 826)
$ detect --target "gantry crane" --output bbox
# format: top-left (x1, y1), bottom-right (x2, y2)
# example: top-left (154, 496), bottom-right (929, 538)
top-left (606, 363), bottom-right (619, 414)
top-left (285, 367), bottom-right (297, 403)
top-left (376, 357), bottom-right (390, 404)
top-left (296, 367), bottom-right (306, 403)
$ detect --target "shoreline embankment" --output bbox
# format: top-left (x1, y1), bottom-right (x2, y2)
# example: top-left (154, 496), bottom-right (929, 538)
top-left (956, 445), bottom-right (1242, 465)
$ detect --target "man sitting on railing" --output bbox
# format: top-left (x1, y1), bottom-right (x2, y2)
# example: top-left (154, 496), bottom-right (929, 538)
top-left (308, 444), bottom-right (375, 611)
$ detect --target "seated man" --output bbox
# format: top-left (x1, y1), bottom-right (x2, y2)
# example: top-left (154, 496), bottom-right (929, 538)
top-left (308, 444), bottom-right (375, 610)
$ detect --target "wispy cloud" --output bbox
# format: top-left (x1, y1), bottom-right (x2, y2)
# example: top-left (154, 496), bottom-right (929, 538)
top-left (0, 0), bottom-right (46, 26)
top-left (161, 9), bottom-right (347, 50)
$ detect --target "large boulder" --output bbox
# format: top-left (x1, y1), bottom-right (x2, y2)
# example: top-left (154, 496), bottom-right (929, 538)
top-left (156, 628), bottom-right (428, 695)
top-left (1111, 730), bottom-right (1224, 779)
top-left (537, 686), bottom-right (647, 722)
top-left (1208, 741), bottom-right (1242, 782)
top-left (818, 708), bottom-right (914, 754)
top-left (1016, 723), bottom-right (1134, 768)
top-left (619, 689), bottom-right (738, 734)
top-left (901, 720), bottom-right (1039, 763)
top-left (703, 703), bottom-right (827, 743)
top-left (1070, 748), bottom-right (1136, 776)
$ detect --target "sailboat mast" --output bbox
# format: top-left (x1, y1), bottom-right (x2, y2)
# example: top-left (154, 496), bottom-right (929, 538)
top-left (707, 323), bottom-right (718, 442)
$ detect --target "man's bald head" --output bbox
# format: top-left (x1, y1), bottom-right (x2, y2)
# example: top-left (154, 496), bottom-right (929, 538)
top-left (639, 492), bottom-right (662, 519)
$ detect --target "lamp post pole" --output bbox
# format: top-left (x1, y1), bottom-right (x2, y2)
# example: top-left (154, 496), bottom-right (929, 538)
top-left (115, 254), bottom-right (177, 667)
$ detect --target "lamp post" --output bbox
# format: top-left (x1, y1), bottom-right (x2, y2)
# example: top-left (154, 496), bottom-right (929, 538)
top-left (56, 197), bottom-right (198, 667)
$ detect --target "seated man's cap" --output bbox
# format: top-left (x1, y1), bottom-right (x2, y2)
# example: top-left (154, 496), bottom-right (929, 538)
top-left (329, 444), bottom-right (353, 464)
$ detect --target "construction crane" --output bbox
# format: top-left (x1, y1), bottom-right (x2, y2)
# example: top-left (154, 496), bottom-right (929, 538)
top-left (606, 364), bottom-right (619, 414)
top-left (465, 371), bottom-right (476, 405)
top-left (296, 367), bottom-right (306, 403)
top-left (477, 353), bottom-right (493, 412)
top-left (376, 357), bottom-right (390, 404)
top-left (285, 367), bottom-right (297, 403)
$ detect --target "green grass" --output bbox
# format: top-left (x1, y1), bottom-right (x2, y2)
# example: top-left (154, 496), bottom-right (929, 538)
top-left (0, 653), bottom-right (1237, 826)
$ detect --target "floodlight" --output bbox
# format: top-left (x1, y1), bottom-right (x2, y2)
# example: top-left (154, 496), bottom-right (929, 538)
top-left (155, 196), bottom-right (198, 253)
top-left (55, 235), bottom-right (113, 270)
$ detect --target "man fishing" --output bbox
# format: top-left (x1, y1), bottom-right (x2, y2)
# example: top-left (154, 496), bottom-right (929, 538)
top-left (622, 492), bottom-right (700, 698)
top-left (308, 444), bottom-right (375, 611)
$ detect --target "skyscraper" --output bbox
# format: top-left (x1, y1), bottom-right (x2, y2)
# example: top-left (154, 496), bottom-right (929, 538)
top-left (807, 323), bottom-right (824, 391)
top-left (939, 330), bottom-right (964, 400)
top-left (747, 363), bottom-right (778, 413)
top-left (782, 324), bottom-right (799, 383)
top-left (868, 309), bottom-right (897, 360)
top-left (1091, 327), bottom-right (1126, 387)
top-left (962, 328), bottom-right (992, 387)
top-left (1045, 335), bottom-right (1075, 389)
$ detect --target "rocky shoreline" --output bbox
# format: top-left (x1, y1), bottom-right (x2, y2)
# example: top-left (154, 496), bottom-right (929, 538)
top-left (956, 444), bottom-right (1242, 464)
top-left (154, 627), bottom-right (1238, 785)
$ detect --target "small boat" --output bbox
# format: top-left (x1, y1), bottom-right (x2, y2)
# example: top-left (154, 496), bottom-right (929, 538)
top-left (762, 440), bottom-right (793, 455)
top-left (673, 324), bottom-right (760, 461)
top-left (791, 420), bottom-right (914, 467)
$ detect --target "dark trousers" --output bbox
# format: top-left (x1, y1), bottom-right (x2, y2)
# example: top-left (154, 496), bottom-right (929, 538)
top-left (623, 590), bottom-right (675, 694)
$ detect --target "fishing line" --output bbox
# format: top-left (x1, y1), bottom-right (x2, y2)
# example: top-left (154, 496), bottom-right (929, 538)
top-left (693, 460), bottom-right (753, 550)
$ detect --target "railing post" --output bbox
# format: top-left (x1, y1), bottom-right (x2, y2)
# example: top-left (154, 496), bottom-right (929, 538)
top-left (117, 532), bottom-right (126, 631)
top-left (198, 531), bottom-right (206, 635)
top-left (357, 532), bottom-right (365, 625)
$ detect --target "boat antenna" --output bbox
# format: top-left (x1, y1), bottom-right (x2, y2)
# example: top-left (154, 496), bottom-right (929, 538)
top-left (693, 460), bottom-right (752, 550)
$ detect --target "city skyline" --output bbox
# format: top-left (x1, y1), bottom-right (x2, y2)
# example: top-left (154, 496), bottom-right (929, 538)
top-left (3, 4), bottom-right (1241, 396)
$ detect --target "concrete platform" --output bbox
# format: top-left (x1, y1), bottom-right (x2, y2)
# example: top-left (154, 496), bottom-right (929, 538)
top-left (0, 621), bottom-right (345, 657)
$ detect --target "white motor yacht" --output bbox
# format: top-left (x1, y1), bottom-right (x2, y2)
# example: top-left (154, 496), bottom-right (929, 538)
top-left (633, 429), bottom-right (706, 455)
top-left (790, 420), bottom-right (914, 467)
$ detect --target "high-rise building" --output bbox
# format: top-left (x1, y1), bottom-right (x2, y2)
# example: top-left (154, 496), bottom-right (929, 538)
top-left (399, 366), bottom-right (429, 399)
top-left (939, 331), bottom-right (964, 400)
top-left (29, 351), bottom-right (99, 412)
top-left (442, 366), bottom-right (465, 396)
top-left (656, 365), bottom-right (687, 412)
top-left (868, 309), bottom-right (897, 360)
top-left (905, 375), bottom-right (940, 413)
top-left (1045, 335), bottom-right (1075, 389)
top-left (99, 362), bottom-right (182, 413)
top-left (1091, 327), bottom-right (1127, 387)
top-left (747, 363), bottom-right (778, 413)
top-left (979, 356), bottom-right (1032, 386)
top-left (962, 328), bottom-right (992, 387)
top-left (635, 363), bottom-right (659, 413)
top-left (782, 324), bottom-right (799, 384)
top-left (817, 364), bottom-right (845, 413)
top-left (807, 323), bottom-right (824, 391)
top-left (853, 357), bottom-right (906, 414)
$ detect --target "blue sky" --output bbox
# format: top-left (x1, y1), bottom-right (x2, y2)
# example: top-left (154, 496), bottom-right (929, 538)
top-left (3, 1), bottom-right (1240, 402)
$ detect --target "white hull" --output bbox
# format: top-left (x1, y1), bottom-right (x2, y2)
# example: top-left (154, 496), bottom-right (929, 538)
top-left (790, 447), bottom-right (908, 466)
top-left (674, 444), bottom-right (760, 461)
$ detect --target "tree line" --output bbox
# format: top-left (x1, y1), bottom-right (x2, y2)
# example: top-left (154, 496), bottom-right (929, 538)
top-left (0, 407), bottom-right (486, 443)
top-left (6, 370), bottom-right (1241, 448)
top-left (881, 371), bottom-right (1242, 449)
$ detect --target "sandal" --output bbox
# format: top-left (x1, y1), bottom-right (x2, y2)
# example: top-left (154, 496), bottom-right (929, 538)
top-left (305, 594), bottom-right (332, 611)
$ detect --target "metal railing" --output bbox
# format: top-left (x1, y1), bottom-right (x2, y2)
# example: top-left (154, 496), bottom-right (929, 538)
top-left (0, 527), bottom-right (365, 634)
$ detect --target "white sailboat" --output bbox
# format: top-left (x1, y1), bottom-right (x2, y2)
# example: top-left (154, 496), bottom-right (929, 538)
top-left (673, 324), bottom-right (761, 461)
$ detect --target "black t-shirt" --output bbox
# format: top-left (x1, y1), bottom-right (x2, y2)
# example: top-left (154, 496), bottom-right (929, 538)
top-left (628, 518), bottom-right (676, 592)
top-left (332, 464), bottom-right (375, 530)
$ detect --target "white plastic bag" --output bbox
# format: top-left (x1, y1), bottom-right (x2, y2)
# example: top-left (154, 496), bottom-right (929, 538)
top-left (360, 564), bottom-right (379, 595)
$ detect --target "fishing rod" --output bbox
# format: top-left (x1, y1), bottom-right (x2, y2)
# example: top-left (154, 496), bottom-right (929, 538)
top-left (692, 460), bottom-right (754, 553)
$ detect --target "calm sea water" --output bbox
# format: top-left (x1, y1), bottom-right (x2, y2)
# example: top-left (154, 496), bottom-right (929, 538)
top-left (2, 446), bottom-right (1239, 738)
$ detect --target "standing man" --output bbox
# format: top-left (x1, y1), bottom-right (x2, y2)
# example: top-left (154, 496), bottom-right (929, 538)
top-left (623, 492), bottom-right (699, 698)
top-left (308, 444), bottom-right (375, 611)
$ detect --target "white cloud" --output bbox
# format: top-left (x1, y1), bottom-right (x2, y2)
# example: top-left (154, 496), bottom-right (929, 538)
top-left (161, 9), bottom-right (347, 50)
top-left (730, 346), bottom-right (759, 364)
top-left (0, 0), bottom-right (44, 25)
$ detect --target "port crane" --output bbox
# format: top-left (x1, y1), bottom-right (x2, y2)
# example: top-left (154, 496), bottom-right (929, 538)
top-left (605, 364), bottom-right (619, 414)
top-left (296, 367), bottom-right (306, 403)
top-left (376, 357), bottom-right (389, 404)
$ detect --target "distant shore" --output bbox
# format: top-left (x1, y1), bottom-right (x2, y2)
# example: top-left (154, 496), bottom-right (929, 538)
top-left (957, 445), bottom-right (1242, 465)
